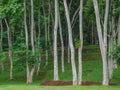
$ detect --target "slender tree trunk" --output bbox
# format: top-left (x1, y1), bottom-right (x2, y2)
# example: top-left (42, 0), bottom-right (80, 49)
top-left (42, 1), bottom-right (48, 67)
top-left (24, 0), bottom-right (30, 84)
top-left (68, 45), bottom-right (70, 63)
top-left (36, 3), bottom-right (41, 76)
top-left (108, 35), bottom-right (113, 79)
top-left (29, 0), bottom-right (35, 84)
top-left (78, 0), bottom-right (83, 85)
top-left (53, 0), bottom-right (59, 81)
top-left (111, 10), bottom-right (117, 69)
top-left (58, 7), bottom-right (65, 73)
top-left (117, 14), bottom-right (120, 43)
top-left (0, 20), bottom-right (4, 72)
top-left (5, 19), bottom-right (13, 80)
top-left (48, 2), bottom-right (53, 58)
top-left (93, 0), bottom-right (109, 85)
top-left (24, 0), bottom-right (35, 84)
top-left (63, 0), bottom-right (77, 85)
top-left (92, 21), bottom-right (94, 44)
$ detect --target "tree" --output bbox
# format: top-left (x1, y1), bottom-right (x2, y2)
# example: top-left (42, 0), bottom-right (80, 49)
top-left (58, 4), bottom-right (65, 73)
top-left (63, 0), bottom-right (77, 85)
top-left (53, 0), bottom-right (59, 81)
top-left (93, 0), bottom-right (109, 85)
top-left (4, 19), bottom-right (13, 80)
top-left (78, 0), bottom-right (83, 85)
top-left (0, 20), bottom-right (4, 72)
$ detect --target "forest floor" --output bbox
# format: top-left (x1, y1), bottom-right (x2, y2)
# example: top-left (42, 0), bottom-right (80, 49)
top-left (0, 45), bottom-right (120, 90)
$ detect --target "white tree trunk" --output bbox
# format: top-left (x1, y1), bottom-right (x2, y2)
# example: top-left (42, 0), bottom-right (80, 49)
top-left (103, 0), bottom-right (109, 54)
top-left (42, 1), bottom-right (49, 67)
top-left (24, 0), bottom-right (35, 84)
top-left (112, 13), bottom-right (117, 69)
top-left (36, 6), bottom-right (41, 76)
top-left (0, 20), bottom-right (4, 72)
top-left (108, 35), bottom-right (113, 79)
top-left (78, 0), bottom-right (83, 85)
top-left (68, 45), bottom-right (70, 63)
top-left (6, 24), bottom-right (13, 78)
top-left (58, 7), bottom-right (65, 73)
top-left (93, 0), bottom-right (109, 85)
top-left (117, 14), bottom-right (120, 43)
top-left (5, 19), bottom-right (13, 80)
top-left (63, 0), bottom-right (77, 85)
top-left (53, 0), bottom-right (59, 80)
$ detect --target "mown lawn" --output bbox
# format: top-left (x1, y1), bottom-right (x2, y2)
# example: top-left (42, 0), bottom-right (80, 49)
top-left (0, 85), bottom-right (120, 90)
top-left (0, 45), bottom-right (120, 90)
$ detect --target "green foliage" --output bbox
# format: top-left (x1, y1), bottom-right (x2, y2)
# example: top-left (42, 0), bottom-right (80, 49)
top-left (0, 51), bottom-right (6, 63)
top-left (112, 43), bottom-right (120, 65)
top-left (74, 39), bottom-right (81, 49)
top-left (0, 0), bottom-right (24, 24)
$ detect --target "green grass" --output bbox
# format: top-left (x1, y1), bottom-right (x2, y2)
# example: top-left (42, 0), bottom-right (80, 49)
top-left (0, 85), bottom-right (120, 90)
top-left (0, 45), bottom-right (120, 90)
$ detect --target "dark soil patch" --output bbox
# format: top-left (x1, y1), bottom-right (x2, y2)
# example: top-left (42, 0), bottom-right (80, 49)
top-left (41, 80), bottom-right (72, 86)
top-left (41, 80), bottom-right (117, 86)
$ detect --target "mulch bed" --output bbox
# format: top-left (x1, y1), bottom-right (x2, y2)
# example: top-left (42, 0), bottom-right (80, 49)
top-left (41, 80), bottom-right (117, 86)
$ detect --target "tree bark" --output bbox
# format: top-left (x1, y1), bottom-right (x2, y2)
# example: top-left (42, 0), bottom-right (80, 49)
top-left (117, 15), bottom-right (120, 43)
top-left (117, 14), bottom-right (120, 43)
top-left (5, 19), bottom-right (13, 80)
top-left (53, 0), bottom-right (59, 80)
top-left (42, 1), bottom-right (48, 67)
top-left (78, 0), bottom-right (83, 85)
top-left (93, 0), bottom-right (109, 85)
top-left (58, 6), bottom-right (65, 73)
top-left (63, 0), bottom-right (77, 85)
top-left (0, 20), bottom-right (4, 72)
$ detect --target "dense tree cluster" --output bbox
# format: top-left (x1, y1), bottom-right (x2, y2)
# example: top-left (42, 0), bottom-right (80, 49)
top-left (0, 0), bottom-right (120, 86)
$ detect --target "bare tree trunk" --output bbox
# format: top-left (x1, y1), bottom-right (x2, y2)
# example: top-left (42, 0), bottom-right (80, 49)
top-left (53, 0), bottom-right (59, 81)
top-left (63, 0), bottom-right (77, 85)
top-left (108, 35), bottom-right (113, 79)
top-left (68, 45), bottom-right (70, 63)
top-left (29, 0), bottom-right (35, 84)
top-left (111, 10), bottom-right (117, 69)
top-left (24, 0), bottom-right (35, 84)
top-left (42, 1), bottom-right (48, 67)
top-left (24, 0), bottom-right (29, 83)
top-left (117, 14), bottom-right (120, 43)
top-left (58, 7), bottom-right (65, 73)
top-left (78, 0), bottom-right (83, 85)
top-left (5, 19), bottom-right (13, 80)
top-left (36, 3), bottom-right (41, 76)
top-left (92, 21), bottom-right (94, 44)
top-left (48, 2), bottom-right (53, 58)
top-left (93, 0), bottom-right (109, 85)
top-left (0, 20), bottom-right (4, 72)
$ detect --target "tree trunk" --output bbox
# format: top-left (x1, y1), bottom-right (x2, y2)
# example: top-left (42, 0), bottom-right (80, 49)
top-left (108, 35), bottom-right (113, 79)
top-left (5, 19), bottom-right (13, 80)
top-left (111, 10), bottom-right (117, 69)
top-left (117, 14), bottom-right (120, 43)
top-left (68, 45), bottom-right (70, 63)
top-left (36, 4), bottom-right (41, 76)
top-left (93, 0), bottom-right (109, 85)
top-left (58, 6), bottom-right (65, 73)
top-left (78, 0), bottom-right (83, 85)
top-left (24, 0), bottom-right (35, 84)
top-left (53, 0), bottom-right (59, 81)
top-left (0, 20), bottom-right (4, 72)
top-left (42, 1), bottom-right (48, 67)
top-left (63, 0), bottom-right (77, 85)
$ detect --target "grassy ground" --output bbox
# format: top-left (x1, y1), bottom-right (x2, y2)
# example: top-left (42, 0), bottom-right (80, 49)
top-left (0, 85), bottom-right (120, 90)
top-left (0, 45), bottom-right (120, 90)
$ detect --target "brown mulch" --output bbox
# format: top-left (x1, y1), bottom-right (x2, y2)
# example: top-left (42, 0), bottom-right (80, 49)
top-left (41, 80), bottom-right (117, 86)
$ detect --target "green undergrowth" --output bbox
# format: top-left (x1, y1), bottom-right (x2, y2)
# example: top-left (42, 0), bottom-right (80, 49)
top-left (0, 45), bottom-right (120, 90)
